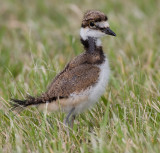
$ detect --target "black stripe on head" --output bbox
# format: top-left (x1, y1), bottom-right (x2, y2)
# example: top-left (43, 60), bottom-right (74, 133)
top-left (81, 15), bottom-right (108, 28)
top-left (81, 23), bottom-right (86, 28)
top-left (104, 16), bottom-right (108, 21)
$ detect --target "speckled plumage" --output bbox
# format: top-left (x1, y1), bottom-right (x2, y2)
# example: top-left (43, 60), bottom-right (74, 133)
top-left (11, 10), bottom-right (116, 126)
top-left (12, 46), bottom-right (105, 108)
top-left (82, 10), bottom-right (108, 27)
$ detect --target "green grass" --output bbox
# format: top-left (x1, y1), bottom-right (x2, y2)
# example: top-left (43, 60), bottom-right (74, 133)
top-left (0, 0), bottom-right (160, 152)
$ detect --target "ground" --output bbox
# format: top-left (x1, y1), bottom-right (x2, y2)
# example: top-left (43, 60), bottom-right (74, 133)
top-left (0, 0), bottom-right (160, 152)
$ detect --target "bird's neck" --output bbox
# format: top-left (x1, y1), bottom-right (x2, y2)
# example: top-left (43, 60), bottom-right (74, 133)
top-left (80, 36), bottom-right (105, 64)
top-left (80, 37), bottom-right (103, 54)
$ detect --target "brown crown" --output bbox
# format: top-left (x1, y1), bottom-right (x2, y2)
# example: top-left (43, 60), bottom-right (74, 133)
top-left (82, 10), bottom-right (108, 28)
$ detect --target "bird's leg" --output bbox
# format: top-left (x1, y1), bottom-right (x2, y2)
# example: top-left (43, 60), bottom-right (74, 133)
top-left (47, 117), bottom-right (54, 129)
top-left (64, 107), bottom-right (75, 126)
top-left (69, 115), bottom-right (76, 129)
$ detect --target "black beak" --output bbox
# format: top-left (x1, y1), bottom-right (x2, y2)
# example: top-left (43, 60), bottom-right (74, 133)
top-left (104, 27), bottom-right (116, 36)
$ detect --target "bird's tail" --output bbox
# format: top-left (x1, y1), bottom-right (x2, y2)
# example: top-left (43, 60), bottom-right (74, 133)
top-left (11, 95), bottom-right (45, 110)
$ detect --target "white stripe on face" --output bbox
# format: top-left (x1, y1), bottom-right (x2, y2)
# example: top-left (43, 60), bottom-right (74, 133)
top-left (96, 21), bottom-right (109, 28)
top-left (80, 27), bottom-right (105, 40)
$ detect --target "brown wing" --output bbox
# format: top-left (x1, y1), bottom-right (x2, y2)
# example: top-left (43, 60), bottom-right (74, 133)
top-left (45, 64), bottom-right (100, 99)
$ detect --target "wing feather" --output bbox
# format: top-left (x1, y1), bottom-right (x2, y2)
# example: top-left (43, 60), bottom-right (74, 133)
top-left (45, 64), bottom-right (100, 99)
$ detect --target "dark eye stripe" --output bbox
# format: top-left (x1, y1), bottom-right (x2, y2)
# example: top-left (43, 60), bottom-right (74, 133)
top-left (81, 18), bottom-right (108, 28)
top-left (95, 18), bottom-right (102, 22)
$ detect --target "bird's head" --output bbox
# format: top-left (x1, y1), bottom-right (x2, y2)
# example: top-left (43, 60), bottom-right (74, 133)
top-left (80, 10), bottom-right (116, 40)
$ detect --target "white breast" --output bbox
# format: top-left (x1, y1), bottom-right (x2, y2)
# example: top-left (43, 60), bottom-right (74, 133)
top-left (39, 57), bottom-right (110, 114)
top-left (74, 56), bottom-right (110, 114)
top-left (89, 56), bottom-right (110, 102)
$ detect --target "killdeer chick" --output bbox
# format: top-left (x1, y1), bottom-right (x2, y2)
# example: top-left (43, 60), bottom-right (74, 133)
top-left (11, 10), bottom-right (116, 127)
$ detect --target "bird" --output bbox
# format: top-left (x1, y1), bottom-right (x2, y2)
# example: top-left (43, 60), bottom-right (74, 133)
top-left (11, 10), bottom-right (116, 127)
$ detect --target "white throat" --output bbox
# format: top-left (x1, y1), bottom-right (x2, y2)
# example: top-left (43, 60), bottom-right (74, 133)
top-left (96, 39), bottom-right (102, 46)
top-left (80, 28), bottom-right (102, 47)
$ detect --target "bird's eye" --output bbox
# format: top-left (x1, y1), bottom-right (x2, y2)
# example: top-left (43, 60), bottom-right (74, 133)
top-left (89, 21), bottom-right (95, 28)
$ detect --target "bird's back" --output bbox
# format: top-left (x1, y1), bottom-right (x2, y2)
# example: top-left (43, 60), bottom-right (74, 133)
top-left (43, 52), bottom-right (101, 101)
